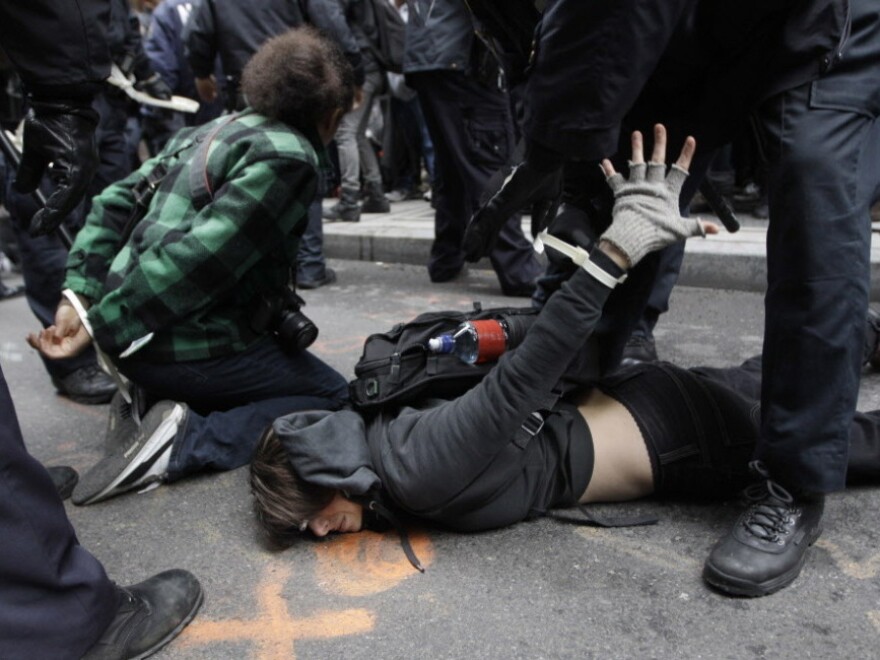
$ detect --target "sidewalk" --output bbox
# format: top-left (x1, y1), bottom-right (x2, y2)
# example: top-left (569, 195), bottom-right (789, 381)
top-left (324, 199), bottom-right (880, 298)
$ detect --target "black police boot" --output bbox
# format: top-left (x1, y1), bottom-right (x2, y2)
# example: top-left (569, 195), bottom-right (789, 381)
top-left (703, 461), bottom-right (824, 597)
top-left (82, 569), bottom-right (203, 660)
top-left (47, 465), bottom-right (79, 500)
top-left (52, 364), bottom-right (116, 404)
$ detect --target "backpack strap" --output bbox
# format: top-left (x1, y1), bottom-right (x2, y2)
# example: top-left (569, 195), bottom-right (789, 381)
top-left (121, 162), bottom-right (169, 245)
top-left (511, 386), bottom-right (564, 450)
top-left (189, 111), bottom-right (243, 210)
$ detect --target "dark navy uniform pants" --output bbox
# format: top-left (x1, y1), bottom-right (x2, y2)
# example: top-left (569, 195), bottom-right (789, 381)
top-left (0, 364), bottom-right (115, 658)
top-left (756, 0), bottom-right (880, 492)
top-left (409, 70), bottom-right (543, 294)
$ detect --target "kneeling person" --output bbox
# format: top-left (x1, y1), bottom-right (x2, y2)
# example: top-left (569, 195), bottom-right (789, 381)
top-left (29, 27), bottom-right (353, 505)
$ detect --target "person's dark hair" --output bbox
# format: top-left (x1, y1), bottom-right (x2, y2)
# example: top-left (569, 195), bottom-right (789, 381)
top-left (250, 426), bottom-right (335, 546)
top-left (241, 26), bottom-right (355, 131)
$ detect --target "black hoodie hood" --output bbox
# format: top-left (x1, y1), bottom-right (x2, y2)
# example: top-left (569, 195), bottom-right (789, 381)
top-left (273, 410), bottom-right (381, 497)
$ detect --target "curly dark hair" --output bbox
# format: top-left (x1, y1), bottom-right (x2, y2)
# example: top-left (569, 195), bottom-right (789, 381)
top-left (241, 26), bottom-right (355, 132)
top-left (250, 425), bottom-right (335, 547)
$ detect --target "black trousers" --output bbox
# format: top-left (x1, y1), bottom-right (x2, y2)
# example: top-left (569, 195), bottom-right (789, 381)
top-left (409, 70), bottom-right (543, 294)
top-left (0, 364), bottom-right (115, 658)
top-left (600, 358), bottom-right (880, 499)
top-left (755, 0), bottom-right (880, 493)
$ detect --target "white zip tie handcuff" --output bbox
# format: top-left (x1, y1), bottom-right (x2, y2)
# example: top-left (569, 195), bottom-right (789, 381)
top-left (61, 289), bottom-right (154, 404)
top-left (534, 231), bottom-right (628, 288)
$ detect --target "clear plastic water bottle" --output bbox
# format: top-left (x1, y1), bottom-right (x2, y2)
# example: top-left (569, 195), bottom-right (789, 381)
top-left (427, 319), bottom-right (509, 364)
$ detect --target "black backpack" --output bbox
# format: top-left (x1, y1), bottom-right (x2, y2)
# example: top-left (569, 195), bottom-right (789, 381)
top-left (367, 0), bottom-right (406, 74)
top-left (350, 303), bottom-right (537, 412)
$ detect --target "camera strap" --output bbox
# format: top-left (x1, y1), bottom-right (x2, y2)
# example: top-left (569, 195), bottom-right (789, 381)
top-left (189, 110), bottom-right (248, 210)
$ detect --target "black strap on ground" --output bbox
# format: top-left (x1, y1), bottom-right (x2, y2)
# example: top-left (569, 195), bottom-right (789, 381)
top-left (368, 499), bottom-right (425, 573)
top-left (549, 504), bottom-right (659, 528)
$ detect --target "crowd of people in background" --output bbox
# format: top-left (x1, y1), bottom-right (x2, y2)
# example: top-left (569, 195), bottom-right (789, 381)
top-left (0, 0), bottom-right (783, 377)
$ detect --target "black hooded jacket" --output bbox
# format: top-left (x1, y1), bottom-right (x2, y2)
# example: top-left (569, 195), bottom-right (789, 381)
top-left (185, 0), bottom-right (374, 86)
top-left (274, 259), bottom-right (628, 532)
top-left (0, 0), bottom-right (111, 101)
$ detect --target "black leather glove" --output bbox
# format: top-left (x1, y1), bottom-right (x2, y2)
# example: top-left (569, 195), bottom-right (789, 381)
top-left (134, 74), bottom-right (173, 101)
top-left (463, 147), bottom-right (563, 262)
top-left (14, 99), bottom-right (100, 237)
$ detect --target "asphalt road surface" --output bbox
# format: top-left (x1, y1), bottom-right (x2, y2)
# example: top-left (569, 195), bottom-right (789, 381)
top-left (3, 259), bottom-right (880, 659)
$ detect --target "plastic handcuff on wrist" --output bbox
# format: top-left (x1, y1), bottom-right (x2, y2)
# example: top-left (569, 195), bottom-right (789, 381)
top-left (61, 289), bottom-right (154, 403)
top-left (534, 232), bottom-right (627, 288)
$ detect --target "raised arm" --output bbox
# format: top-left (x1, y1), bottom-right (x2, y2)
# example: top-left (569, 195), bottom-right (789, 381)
top-left (381, 126), bottom-right (716, 515)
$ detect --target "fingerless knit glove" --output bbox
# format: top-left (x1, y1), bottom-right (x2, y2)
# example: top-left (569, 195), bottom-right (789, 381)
top-left (600, 161), bottom-right (704, 267)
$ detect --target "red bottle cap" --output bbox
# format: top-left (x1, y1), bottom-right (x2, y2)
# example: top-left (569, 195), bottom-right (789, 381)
top-left (471, 319), bottom-right (506, 363)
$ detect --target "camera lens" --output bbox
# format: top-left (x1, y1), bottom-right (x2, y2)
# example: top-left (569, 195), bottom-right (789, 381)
top-left (278, 309), bottom-right (319, 352)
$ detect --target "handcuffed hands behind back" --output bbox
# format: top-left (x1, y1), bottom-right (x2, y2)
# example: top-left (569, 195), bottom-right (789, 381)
top-left (26, 298), bottom-right (92, 360)
top-left (599, 124), bottom-right (718, 268)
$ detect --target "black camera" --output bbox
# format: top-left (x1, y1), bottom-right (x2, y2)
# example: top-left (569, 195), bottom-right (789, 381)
top-left (251, 289), bottom-right (318, 353)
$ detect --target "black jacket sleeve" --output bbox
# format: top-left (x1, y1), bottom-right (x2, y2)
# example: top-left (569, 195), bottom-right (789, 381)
top-left (523, 0), bottom-right (693, 161)
top-left (0, 0), bottom-right (111, 100)
top-left (303, 0), bottom-right (366, 86)
top-left (184, 0), bottom-right (219, 79)
top-left (377, 265), bottom-right (616, 517)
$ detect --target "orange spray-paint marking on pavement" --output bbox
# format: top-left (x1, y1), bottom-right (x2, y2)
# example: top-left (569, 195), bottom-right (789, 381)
top-left (313, 529), bottom-right (435, 597)
top-left (180, 564), bottom-right (374, 660)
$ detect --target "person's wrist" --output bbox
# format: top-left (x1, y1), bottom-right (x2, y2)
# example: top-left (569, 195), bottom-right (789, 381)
top-left (61, 290), bottom-right (92, 311)
top-left (598, 239), bottom-right (631, 270)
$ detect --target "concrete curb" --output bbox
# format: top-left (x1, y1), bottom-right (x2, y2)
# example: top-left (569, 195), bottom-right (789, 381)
top-left (322, 200), bottom-right (880, 298)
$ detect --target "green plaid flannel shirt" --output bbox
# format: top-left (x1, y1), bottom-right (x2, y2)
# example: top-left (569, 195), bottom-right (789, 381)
top-left (65, 111), bottom-right (322, 362)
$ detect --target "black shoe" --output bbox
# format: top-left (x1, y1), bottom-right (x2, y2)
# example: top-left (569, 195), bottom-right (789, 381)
top-left (322, 188), bottom-right (361, 222)
top-left (82, 569), bottom-right (203, 660)
top-left (501, 280), bottom-right (537, 298)
top-left (620, 335), bottom-right (658, 366)
top-left (73, 401), bottom-right (187, 506)
top-left (361, 182), bottom-right (390, 213)
top-left (47, 465), bottom-right (79, 500)
top-left (429, 263), bottom-right (466, 283)
top-left (361, 196), bottom-right (390, 213)
top-left (298, 267), bottom-right (337, 290)
top-left (322, 200), bottom-right (361, 222)
top-left (703, 461), bottom-right (824, 597)
top-left (52, 365), bottom-right (117, 405)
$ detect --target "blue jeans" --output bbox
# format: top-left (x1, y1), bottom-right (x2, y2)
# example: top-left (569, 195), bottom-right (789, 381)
top-left (296, 199), bottom-right (328, 283)
top-left (118, 337), bottom-right (349, 479)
